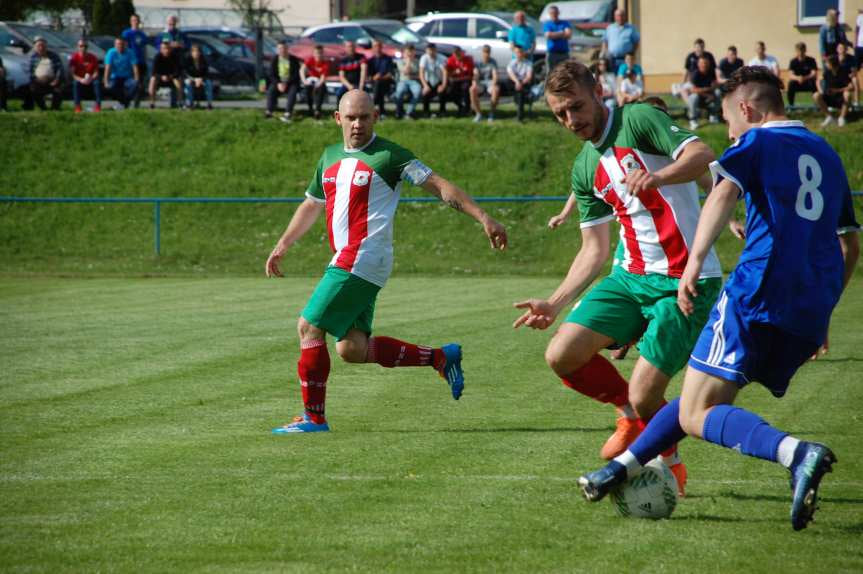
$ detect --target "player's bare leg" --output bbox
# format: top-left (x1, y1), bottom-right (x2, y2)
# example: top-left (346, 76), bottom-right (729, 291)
top-left (544, 323), bottom-right (644, 457)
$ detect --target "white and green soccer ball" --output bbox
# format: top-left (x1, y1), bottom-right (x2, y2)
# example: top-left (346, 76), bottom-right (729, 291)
top-left (609, 458), bottom-right (678, 519)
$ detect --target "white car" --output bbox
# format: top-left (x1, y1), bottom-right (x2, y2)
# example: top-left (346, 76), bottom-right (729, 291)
top-left (406, 11), bottom-right (546, 79)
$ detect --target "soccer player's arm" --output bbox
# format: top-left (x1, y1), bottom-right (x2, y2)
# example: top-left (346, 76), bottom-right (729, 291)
top-left (622, 105), bottom-right (715, 196)
top-left (548, 193), bottom-right (577, 229)
top-left (678, 135), bottom-right (757, 314)
top-left (696, 171), bottom-right (745, 239)
top-left (837, 180), bottom-right (860, 289)
top-left (265, 160), bottom-right (326, 278)
top-left (103, 53), bottom-right (112, 87)
top-left (514, 162), bottom-right (612, 329)
top-left (404, 152), bottom-right (506, 250)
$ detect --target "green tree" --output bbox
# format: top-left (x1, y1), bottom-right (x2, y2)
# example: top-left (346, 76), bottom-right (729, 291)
top-left (111, 0), bottom-right (136, 34)
top-left (91, 0), bottom-right (113, 35)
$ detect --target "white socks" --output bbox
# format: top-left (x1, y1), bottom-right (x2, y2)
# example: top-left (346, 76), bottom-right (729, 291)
top-left (776, 436), bottom-right (801, 469)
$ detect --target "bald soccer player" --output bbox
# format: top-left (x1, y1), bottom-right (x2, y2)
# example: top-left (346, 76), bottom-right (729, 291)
top-left (266, 90), bottom-right (508, 433)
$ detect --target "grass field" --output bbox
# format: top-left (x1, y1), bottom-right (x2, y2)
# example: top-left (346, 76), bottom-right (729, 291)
top-left (1, 276), bottom-right (862, 572)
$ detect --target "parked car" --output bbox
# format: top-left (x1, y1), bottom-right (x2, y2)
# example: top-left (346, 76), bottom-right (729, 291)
top-left (301, 19), bottom-right (451, 59)
top-left (0, 21), bottom-right (105, 60)
top-left (539, 0), bottom-right (615, 37)
top-left (1, 46), bottom-right (30, 96)
top-left (181, 27), bottom-right (281, 60)
top-left (187, 34), bottom-right (256, 86)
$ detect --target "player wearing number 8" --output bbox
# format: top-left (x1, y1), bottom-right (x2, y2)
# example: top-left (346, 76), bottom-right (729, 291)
top-left (578, 67), bottom-right (860, 530)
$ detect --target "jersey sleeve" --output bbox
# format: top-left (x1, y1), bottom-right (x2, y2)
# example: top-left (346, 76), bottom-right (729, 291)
top-left (709, 130), bottom-right (759, 199)
top-left (391, 145), bottom-right (432, 186)
top-left (625, 103), bottom-right (699, 160)
top-left (304, 156), bottom-right (326, 203)
top-left (837, 177), bottom-right (861, 235)
top-left (572, 154), bottom-right (614, 228)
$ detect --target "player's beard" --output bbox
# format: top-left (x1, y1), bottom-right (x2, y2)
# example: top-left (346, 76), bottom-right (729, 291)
top-left (588, 100), bottom-right (605, 141)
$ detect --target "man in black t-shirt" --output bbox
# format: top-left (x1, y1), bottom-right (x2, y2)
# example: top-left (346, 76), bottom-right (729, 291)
top-left (815, 55), bottom-right (853, 127)
top-left (149, 40), bottom-right (182, 108)
top-left (686, 55), bottom-right (718, 129)
top-left (787, 42), bottom-right (818, 106)
top-left (336, 40), bottom-right (367, 103)
top-left (676, 38), bottom-right (716, 102)
top-left (717, 46), bottom-right (743, 85)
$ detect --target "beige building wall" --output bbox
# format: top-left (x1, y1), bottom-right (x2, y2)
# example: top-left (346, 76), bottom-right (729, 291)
top-left (134, 0), bottom-right (333, 30)
top-left (630, 0), bottom-right (863, 92)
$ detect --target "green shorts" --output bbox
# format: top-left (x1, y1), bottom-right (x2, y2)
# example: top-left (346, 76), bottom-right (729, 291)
top-left (565, 267), bottom-right (722, 377)
top-left (301, 266), bottom-right (381, 340)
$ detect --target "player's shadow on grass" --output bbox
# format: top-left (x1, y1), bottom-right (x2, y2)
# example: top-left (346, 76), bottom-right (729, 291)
top-left (722, 491), bottom-right (863, 505)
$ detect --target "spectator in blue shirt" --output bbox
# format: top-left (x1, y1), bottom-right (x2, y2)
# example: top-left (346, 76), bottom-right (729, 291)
top-left (508, 11), bottom-right (536, 57)
top-left (543, 5), bottom-right (572, 72)
top-left (819, 8), bottom-right (848, 60)
top-left (103, 37), bottom-right (139, 109)
top-left (121, 13), bottom-right (149, 107)
top-left (367, 40), bottom-right (394, 116)
top-left (616, 52), bottom-right (643, 80)
top-left (602, 8), bottom-right (640, 72)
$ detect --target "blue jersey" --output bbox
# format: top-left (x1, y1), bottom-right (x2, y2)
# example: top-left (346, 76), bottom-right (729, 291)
top-left (709, 120), bottom-right (858, 343)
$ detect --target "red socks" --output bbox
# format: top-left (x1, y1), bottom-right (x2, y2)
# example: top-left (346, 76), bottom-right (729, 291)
top-left (559, 354), bottom-right (629, 407)
top-left (367, 336), bottom-right (444, 369)
top-left (298, 339), bottom-right (330, 424)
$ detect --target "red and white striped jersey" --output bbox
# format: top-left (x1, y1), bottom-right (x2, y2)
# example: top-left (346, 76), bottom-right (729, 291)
top-left (572, 104), bottom-right (722, 279)
top-left (306, 134), bottom-right (432, 286)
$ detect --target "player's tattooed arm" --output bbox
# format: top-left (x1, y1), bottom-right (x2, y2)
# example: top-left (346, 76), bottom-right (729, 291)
top-left (421, 173), bottom-right (507, 250)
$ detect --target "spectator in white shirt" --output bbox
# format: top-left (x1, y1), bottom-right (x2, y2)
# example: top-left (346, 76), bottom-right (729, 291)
top-left (507, 45), bottom-right (533, 122)
top-left (748, 41), bottom-right (780, 76)
top-left (594, 58), bottom-right (617, 108)
top-left (419, 43), bottom-right (448, 117)
top-left (617, 69), bottom-right (643, 107)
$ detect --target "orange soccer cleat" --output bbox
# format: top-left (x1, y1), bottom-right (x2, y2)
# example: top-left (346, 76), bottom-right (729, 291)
top-left (600, 413), bottom-right (643, 460)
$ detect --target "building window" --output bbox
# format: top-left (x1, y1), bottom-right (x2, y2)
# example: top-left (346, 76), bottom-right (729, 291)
top-left (797, 0), bottom-right (845, 26)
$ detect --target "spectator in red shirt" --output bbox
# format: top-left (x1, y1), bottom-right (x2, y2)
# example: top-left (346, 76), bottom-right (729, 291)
top-left (69, 38), bottom-right (101, 113)
top-left (445, 46), bottom-right (474, 116)
top-left (301, 44), bottom-right (329, 119)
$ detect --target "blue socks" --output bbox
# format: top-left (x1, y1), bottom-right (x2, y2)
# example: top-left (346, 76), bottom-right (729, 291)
top-left (629, 398), bottom-right (688, 465)
top-left (702, 404), bottom-right (787, 462)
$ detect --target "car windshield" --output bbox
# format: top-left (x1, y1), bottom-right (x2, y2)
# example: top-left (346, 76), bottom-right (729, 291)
top-left (492, 12), bottom-right (544, 35)
top-left (8, 23), bottom-right (76, 49)
top-left (190, 36), bottom-right (231, 57)
top-left (362, 22), bottom-right (422, 45)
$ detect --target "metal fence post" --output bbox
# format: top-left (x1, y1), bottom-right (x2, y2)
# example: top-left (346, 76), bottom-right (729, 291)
top-left (154, 200), bottom-right (161, 256)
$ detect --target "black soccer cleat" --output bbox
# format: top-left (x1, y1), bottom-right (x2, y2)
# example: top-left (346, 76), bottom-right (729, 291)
top-left (578, 461), bottom-right (627, 502)
top-left (789, 442), bottom-right (836, 531)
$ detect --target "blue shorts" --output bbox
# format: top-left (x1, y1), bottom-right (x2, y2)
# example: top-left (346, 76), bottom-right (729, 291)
top-left (688, 291), bottom-right (820, 397)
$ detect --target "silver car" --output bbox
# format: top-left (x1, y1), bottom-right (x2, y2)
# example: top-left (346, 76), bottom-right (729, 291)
top-left (1, 46), bottom-right (29, 95)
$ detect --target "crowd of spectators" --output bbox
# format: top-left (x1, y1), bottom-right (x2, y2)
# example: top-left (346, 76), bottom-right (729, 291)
top-left (3, 6), bottom-right (861, 127)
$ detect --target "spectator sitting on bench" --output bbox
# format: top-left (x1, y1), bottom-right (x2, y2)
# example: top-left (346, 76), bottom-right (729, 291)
top-left (815, 55), bottom-right (853, 127)
top-left (686, 55), bottom-right (719, 129)
top-left (837, 42), bottom-right (860, 85)
top-left (748, 41), bottom-right (779, 76)
top-left (183, 44), bottom-right (213, 110)
top-left (787, 42), bottom-right (818, 107)
top-left (301, 44), bottom-right (328, 120)
top-left (674, 38), bottom-right (716, 101)
top-left (594, 57), bottom-right (616, 108)
top-left (470, 44), bottom-right (500, 122)
top-left (446, 46), bottom-right (474, 117)
top-left (616, 52), bottom-right (642, 82)
top-left (394, 44), bottom-right (421, 120)
top-left (419, 43), bottom-right (447, 118)
top-left (507, 45), bottom-right (533, 122)
top-left (367, 40), bottom-right (394, 117)
top-left (149, 40), bottom-right (182, 108)
top-left (617, 68), bottom-right (643, 107)
top-left (24, 37), bottom-right (64, 111)
top-left (717, 45), bottom-right (743, 86)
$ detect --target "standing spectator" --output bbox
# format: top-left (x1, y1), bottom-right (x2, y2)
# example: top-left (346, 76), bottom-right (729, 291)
top-left (748, 41), bottom-right (780, 76)
top-left (675, 38), bottom-right (716, 101)
top-left (717, 45), bottom-right (743, 85)
top-left (0, 55), bottom-right (6, 111)
top-left (470, 44), bottom-right (500, 122)
top-left (594, 58), bottom-right (616, 108)
top-left (183, 44), bottom-right (213, 110)
top-left (445, 46), bottom-right (474, 117)
top-left (336, 41), bottom-right (366, 103)
top-left (616, 69), bottom-right (643, 107)
top-left (69, 37), bottom-right (101, 113)
top-left (616, 52), bottom-right (642, 81)
top-left (265, 40), bottom-right (301, 121)
top-left (121, 13), bottom-right (148, 108)
top-left (149, 40), bottom-right (182, 109)
top-left (686, 55), bottom-right (719, 129)
top-left (815, 55), bottom-right (853, 127)
top-left (602, 8), bottom-right (640, 72)
top-left (103, 37), bottom-right (139, 109)
top-left (819, 8), bottom-right (848, 60)
top-left (787, 42), bottom-right (818, 106)
top-left (23, 37), bottom-right (64, 111)
top-left (156, 15), bottom-right (188, 52)
top-left (393, 44), bottom-right (421, 119)
top-left (367, 40), bottom-right (394, 117)
top-left (507, 45), bottom-right (533, 122)
top-left (301, 44), bottom-right (328, 120)
top-left (419, 43), bottom-right (447, 118)
top-left (508, 11), bottom-right (536, 57)
top-left (543, 5), bottom-right (572, 72)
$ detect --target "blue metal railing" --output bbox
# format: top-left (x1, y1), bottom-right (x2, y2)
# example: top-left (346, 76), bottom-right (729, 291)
top-left (1, 194), bottom-right (861, 256)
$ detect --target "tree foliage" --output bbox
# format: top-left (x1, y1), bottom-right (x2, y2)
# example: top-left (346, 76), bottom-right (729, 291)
top-left (91, 0), bottom-right (112, 35)
top-left (474, 0), bottom-right (547, 18)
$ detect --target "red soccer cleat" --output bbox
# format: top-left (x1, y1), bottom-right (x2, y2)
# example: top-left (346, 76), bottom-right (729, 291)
top-left (670, 462), bottom-right (687, 497)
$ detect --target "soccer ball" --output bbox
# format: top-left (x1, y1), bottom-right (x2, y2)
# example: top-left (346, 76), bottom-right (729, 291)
top-left (609, 458), bottom-right (678, 519)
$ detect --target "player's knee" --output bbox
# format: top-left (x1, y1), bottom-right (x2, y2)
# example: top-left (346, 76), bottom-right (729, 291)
top-left (544, 343), bottom-right (588, 376)
top-left (335, 339), bottom-right (365, 363)
top-left (677, 406), bottom-right (702, 437)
